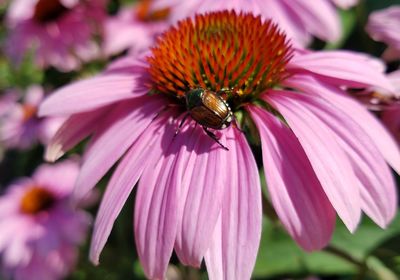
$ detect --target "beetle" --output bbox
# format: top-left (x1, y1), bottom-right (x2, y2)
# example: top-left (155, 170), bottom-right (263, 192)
top-left (176, 88), bottom-right (233, 150)
top-left (186, 88), bottom-right (233, 129)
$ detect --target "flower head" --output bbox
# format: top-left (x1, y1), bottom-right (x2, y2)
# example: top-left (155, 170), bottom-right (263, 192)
top-left (40, 11), bottom-right (399, 279)
top-left (5, 0), bottom-right (106, 71)
top-left (366, 5), bottom-right (400, 61)
top-left (0, 160), bottom-right (91, 280)
top-left (0, 86), bottom-right (63, 149)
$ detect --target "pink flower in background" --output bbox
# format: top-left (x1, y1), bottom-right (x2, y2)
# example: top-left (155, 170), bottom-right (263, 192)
top-left (0, 86), bottom-right (63, 149)
top-left (0, 92), bottom-right (18, 118)
top-left (5, 0), bottom-right (106, 71)
top-left (381, 71), bottom-right (400, 142)
top-left (103, 0), bottom-right (170, 57)
top-left (354, 70), bottom-right (400, 143)
top-left (366, 6), bottom-right (400, 61)
top-left (0, 160), bottom-right (91, 280)
top-left (382, 103), bottom-right (400, 143)
top-left (150, 0), bottom-right (359, 46)
top-left (39, 11), bottom-right (398, 280)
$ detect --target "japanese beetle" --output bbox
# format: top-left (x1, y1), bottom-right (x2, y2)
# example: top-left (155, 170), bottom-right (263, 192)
top-left (176, 88), bottom-right (233, 150)
top-left (185, 88), bottom-right (233, 130)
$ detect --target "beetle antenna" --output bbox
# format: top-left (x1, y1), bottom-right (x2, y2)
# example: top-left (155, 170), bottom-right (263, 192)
top-left (203, 127), bottom-right (229, 151)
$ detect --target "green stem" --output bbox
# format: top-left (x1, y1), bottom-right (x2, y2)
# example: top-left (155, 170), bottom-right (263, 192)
top-left (324, 245), bottom-right (368, 279)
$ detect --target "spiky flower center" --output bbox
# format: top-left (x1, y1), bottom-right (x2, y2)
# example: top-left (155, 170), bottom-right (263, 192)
top-left (33, 0), bottom-right (69, 23)
top-left (148, 11), bottom-right (292, 106)
top-left (20, 186), bottom-right (55, 214)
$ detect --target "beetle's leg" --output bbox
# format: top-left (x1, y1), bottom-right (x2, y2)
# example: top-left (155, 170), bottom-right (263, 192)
top-left (203, 127), bottom-right (229, 151)
top-left (174, 112), bottom-right (190, 137)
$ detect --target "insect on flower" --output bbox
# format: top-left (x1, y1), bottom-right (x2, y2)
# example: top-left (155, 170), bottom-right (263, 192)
top-left (177, 88), bottom-right (234, 150)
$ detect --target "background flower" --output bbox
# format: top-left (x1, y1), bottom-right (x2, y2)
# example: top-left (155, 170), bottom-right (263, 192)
top-left (5, 0), bottom-right (106, 71)
top-left (0, 160), bottom-right (91, 280)
top-left (0, 85), bottom-right (63, 150)
top-left (103, 0), bottom-right (170, 57)
top-left (366, 5), bottom-right (400, 61)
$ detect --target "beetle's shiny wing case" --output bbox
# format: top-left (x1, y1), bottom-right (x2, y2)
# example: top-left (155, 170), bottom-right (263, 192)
top-left (202, 91), bottom-right (230, 119)
top-left (190, 106), bottom-right (224, 129)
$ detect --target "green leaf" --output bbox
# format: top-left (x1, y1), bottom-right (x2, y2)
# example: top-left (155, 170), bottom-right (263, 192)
top-left (325, 9), bottom-right (357, 50)
top-left (253, 213), bottom-right (400, 278)
top-left (253, 219), bottom-right (355, 278)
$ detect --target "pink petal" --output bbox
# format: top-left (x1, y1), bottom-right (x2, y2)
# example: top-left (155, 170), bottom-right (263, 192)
top-left (73, 96), bottom-right (166, 200)
top-left (134, 122), bottom-right (186, 279)
top-left (45, 107), bottom-right (107, 162)
top-left (288, 51), bottom-right (395, 92)
top-left (284, 74), bottom-right (400, 175)
top-left (205, 127), bottom-right (262, 279)
top-left (38, 73), bottom-right (145, 116)
top-left (276, 90), bottom-right (396, 227)
top-left (249, 106), bottom-right (335, 250)
top-left (266, 91), bottom-right (361, 231)
top-left (204, 217), bottom-right (223, 280)
top-left (174, 125), bottom-right (227, 267)
top-left (90, 113), bottom-right (173, 265)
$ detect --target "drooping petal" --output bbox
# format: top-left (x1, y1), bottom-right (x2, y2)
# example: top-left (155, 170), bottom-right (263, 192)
top-left (266, 91), bottom-right (361, 231)
top-left (284, 74), bottom-right (400, 174)
top-left (174, 126), bottom-right (227, 267)
top-left (134, 121), bottom-right (187, 279)
top-left (73, 96), bottom-right (166, 200)
top-left (288, 51), bottom-right (394, 92)
top-left (273, 90), bottom-right (396, 227)
top-left (204, 217), bottom-right (223, 280)
top-left (249, 106), bottom-right (335, 250)
top-left (38, 74), bottom-right (145, 116)
top-left (90, 113), bottom-right (173, 265)
top-left (205, 127), bottom-right (262, 279)
top-left (45, 107), bottom-right (108, 162)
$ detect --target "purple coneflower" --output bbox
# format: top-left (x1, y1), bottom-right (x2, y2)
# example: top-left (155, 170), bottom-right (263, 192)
top-left (0, 86), bottom-right (63, 149)
top-left (5, 0), bottom-right (106, 71)
top-left (40, 11), bottom-right (399, 279)
top-left (0, 160), bottom-right (90, 280)
top-left (366, 5), bottom-right (400, 61)
top-left (150, 0), bottom-right (359, 46)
